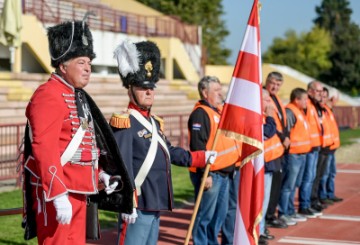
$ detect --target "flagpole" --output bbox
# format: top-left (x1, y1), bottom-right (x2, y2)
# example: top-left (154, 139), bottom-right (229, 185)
top-left (184, 130), bottom-right (221, 245)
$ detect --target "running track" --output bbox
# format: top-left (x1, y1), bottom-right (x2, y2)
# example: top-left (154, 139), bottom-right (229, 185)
top-left (87, 163), bottom-right (360, 245)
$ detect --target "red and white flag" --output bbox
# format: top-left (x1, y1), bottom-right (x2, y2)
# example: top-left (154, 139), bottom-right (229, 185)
top-left (217, 0), bottom-right (264, 244)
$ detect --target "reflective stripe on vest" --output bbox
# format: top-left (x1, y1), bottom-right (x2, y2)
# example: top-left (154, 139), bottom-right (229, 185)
top-left (306, 100), bottom-right (322, 147)
top-left (270, 93), bottom-right (287, 133)
top-left (324, 105), bottom-right (340, 150)
top-left (188, 103), bottom-right (240, 172)
top-left (321, 109), bottom-right (334, 147)
top-left (286, 103), bottom-right (312, 154)
top-left (264, 136), bottom-right (284, 163)
top-left (263, 115), bottom-right (284, 163)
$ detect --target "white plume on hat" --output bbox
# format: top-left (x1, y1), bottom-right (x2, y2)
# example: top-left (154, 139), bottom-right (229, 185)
top-left (113, 40), bottom-right (140, 77)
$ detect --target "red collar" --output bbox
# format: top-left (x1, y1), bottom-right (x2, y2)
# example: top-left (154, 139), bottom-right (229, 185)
top-left (128, 102), bottom-right (150, 118)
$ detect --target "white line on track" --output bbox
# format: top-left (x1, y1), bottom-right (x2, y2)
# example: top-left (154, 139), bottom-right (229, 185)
top-left (319, 214), bottom-right (360, 222)
top-left (337, 169), bottom-right (360, 174)
top-left (278, 236), bottom-right (360, 245)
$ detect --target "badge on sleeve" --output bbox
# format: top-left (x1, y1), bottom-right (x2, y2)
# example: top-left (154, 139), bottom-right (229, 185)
top-left (192, 123), bottom-right (201, 131)
top-left (137, 129), bottom-right (147, 137)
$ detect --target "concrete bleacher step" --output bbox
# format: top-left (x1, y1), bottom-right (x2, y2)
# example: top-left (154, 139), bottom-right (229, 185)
top-left (0, 73), bottom-right (199, 123)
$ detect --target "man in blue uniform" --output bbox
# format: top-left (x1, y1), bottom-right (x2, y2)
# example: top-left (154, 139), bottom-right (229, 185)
top-left (110, 40), bottom-right (217, 245)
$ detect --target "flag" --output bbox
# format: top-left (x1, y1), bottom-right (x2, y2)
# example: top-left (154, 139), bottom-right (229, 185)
top-left (217, 0), bottom-right (264, 244)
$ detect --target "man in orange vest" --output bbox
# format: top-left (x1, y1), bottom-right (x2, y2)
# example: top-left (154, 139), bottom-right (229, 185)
top-left (297, 81), bottom-right (324, 218)
top-left (278, 88), bottom-right (312, 226)
top-left (188, 76), bottom-right (241, 245)
top-left (318, 87), bottom-right (343, 203)
top-left (264, 72), bottom-right (289, 229)
top-left (259, 89), bottom-right (278, 245)
top-left (307, 81), bottom-right (334, 212)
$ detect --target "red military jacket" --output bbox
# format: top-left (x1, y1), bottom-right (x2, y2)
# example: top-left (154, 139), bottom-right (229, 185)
top-left (25, 73), bottom-right (99, 201)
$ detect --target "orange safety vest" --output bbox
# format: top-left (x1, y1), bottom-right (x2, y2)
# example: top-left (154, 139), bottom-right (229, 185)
top-left (321, 107), bottom-right (334, 147)
top-left (270, 93), bottom-right (287, 133)
top-left (286, 103), bottom-right (312, 154)
top-left (189, 104), bottom-right (241, 172)
top-left (263, 116), bottom-right (284, 163)
top-left (306, 100), bottom-right (322, 147)
top-left (324, 105), bottom-right (340, 150)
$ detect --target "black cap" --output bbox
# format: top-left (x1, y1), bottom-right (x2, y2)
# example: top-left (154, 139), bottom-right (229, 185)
top-left (114, 40), bottom-right (161, 89)
top-left (48, 21), bottom-right (96, 68)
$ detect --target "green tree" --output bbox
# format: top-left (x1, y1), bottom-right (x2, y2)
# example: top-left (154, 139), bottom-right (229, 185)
top-left (314, 0), bottom-right (360, 95)
top-left (263, 27), bottom-right (332, 79)
top-left (136, 0), bottom-right (230, 65)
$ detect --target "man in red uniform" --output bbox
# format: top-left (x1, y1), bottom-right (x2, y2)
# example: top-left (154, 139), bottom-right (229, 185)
top-left (22, 19), bottom-right (132, 244)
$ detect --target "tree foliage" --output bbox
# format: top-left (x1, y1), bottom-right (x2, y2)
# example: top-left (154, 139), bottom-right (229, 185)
top-left (263, 27), bottom-right (332, 79)
top-left (263, 0), bottom-right (360, 96)
top-left (136, 0), bottom-right (230, 65)
top-left (314, 0), bottom-right (360, 95)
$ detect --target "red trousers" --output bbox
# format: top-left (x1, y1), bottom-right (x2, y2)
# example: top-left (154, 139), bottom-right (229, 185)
top-left (32, 187), bottom-right (87, 245)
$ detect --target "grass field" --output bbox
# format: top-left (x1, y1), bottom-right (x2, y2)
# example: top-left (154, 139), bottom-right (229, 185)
top-left (339, 127), bottom-right (360, 145)
top-left (0, 165), bottom-right (192, 244)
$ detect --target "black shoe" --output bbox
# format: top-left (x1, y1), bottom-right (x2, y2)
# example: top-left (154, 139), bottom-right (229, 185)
top-left (308, 207), bottom-right (323, 216)
top-left (266, 218), bottom-right (288, 228)
top-left (321, 202), bottom-right (328, 209)
top-left (320, 198), bottom-right (334, 205)
top-left (265, 228), bottom-right (270, 235)
top-left (259, 236), bottom-right (269, 245)
top-left (298, 208), bottom-right (317, 218)
top-left (331, 196), bottom-right (343, 202)
top-left (311, 203), bottom-right (323, 212)
top-left (260, 234), bottom-right (275, 240)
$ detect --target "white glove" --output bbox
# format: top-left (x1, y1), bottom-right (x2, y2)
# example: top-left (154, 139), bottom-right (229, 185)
top-left (205, 151), bottom-right (217, 164)
top-left (99, 171), bottom-right (119, 195)
top-left (121, 208), bottom-right (138, 224)
top-left (53, 194), bottom-right (72, 225)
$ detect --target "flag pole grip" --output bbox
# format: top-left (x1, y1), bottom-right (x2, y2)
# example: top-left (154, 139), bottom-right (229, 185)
top-left (183, 130), bottom-right (221, 245)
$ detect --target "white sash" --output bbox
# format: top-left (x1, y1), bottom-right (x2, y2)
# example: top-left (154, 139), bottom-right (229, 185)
top-left (130, 109), bottom-right (170, 195)
top-left (29, 121), bottom-right (86, 166)
top-left (129, 110), bottom-right (170, 158)
top-left (60, 122), bottom-right (87, 166)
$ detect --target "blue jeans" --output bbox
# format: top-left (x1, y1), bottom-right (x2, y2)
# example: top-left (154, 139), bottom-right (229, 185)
top-left (117, 210), bottom-right (160, 245)
top-left (221, 169), bottom-right (239, 245)
top-left (298, 150), bottom-right (319, 209)
top-left (288, 154), bottom-right (307, 215)
top-left (327, 153), bottom-right (337, 199)
top-left (319, 152), bottom-right (336, 199)
top-left (260, 172), bottom-right (273, 234)
top-left (190, 171), bottom-right (230, 245)
top-left (278, 153), bottom-right (306, 216)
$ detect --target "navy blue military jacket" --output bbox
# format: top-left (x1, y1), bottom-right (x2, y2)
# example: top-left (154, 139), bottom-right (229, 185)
top-left (111, 113), bottom-right (193, 211)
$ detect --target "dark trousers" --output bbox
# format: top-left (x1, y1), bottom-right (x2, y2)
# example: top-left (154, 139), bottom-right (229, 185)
top-left (266, 157), bottom-right (282, 220)
top-left (311, 152), bottom-right (329, 205)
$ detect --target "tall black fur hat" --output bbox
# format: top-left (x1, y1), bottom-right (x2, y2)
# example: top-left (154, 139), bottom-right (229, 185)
top-left (48, 21), bottom-right (96, 68)
top-left (114, 40), bottom-right (161, 89)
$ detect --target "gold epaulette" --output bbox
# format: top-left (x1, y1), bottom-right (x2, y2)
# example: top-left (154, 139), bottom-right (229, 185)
top-left (153, 114), bottom-right (164, 132)
top-left (110, 112), bottom-right (131, 128)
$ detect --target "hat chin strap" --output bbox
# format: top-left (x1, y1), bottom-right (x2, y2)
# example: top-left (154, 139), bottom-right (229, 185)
top-left (130, 86), bottom-right (152, 111)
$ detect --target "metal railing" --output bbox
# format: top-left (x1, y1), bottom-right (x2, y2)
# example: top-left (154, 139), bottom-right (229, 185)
top-left (1, 106), bottom-right (360, 182)
top-left (18, 0), bottom-right (200, 45)
top-left (0, 114), bottom-right (188, 182)
top-left (0, 107), bottom-right (360, 217)
top-left (0, 123), bottom-right (25, 181)
top-left (333, 106), bottom-right (360, 129)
